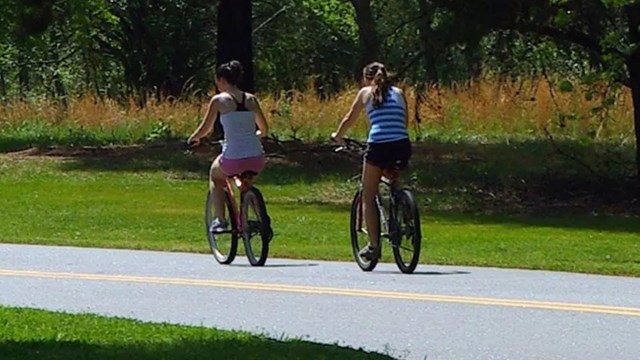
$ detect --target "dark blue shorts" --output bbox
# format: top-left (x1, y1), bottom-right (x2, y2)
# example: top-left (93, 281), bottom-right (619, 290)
top-left (364, 138), bottom-right (411, 170)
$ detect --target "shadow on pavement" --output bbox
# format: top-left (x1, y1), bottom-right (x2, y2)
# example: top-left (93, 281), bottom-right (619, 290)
top-left (229, 263), bottom-right (319, 268)
top-left (373, 270), bottom-right (471, 276)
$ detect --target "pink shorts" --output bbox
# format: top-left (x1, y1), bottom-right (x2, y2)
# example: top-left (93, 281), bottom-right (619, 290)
top-left (219, 155), bottom-right (265, 176)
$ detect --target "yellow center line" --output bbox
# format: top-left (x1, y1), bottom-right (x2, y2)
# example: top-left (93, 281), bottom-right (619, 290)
top-left (1, 268), bottom-right (639, 317)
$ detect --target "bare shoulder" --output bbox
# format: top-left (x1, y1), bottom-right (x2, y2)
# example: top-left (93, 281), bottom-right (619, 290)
top-left (212, 92), bottom-right (232, 103)
top-left (358, 86), bottom-right (373, 95)
top-left (212, 92), bottom-right (236, 113)
top-left (358, 86), bottom-right (373, 104)
top-left (244, 93), bottom-right (262, 110)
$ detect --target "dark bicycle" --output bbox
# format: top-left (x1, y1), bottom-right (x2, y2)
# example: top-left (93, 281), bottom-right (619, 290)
top-left (335, 137), bottom-right (422, 274)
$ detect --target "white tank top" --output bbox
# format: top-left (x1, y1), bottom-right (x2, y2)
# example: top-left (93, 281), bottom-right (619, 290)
top-left (219, 93), bottom-right (263, 159)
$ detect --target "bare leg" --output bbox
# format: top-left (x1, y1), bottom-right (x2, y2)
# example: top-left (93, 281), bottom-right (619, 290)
top-left (210, 155), bottom-right (227, 221)
top-left (361, 161), bottom-right (382, 248)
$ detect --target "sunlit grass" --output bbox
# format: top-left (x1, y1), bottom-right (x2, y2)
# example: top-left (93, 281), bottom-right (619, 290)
top-left (0, 306), bottom-right (391, 360)
top-left (1, 155), bottom-right (638, 276)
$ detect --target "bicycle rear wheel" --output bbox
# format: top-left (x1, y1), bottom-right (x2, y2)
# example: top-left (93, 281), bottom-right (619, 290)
top-left (241, 187), bottom-right (271, 266)
top-left (391, 189), bottom-right (421, 274)
top-left (205, 189), bottom-right (238, 264)
top-left (350, 190), bottom-right (379, 271)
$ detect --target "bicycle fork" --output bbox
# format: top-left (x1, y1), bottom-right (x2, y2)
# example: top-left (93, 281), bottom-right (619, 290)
top-left (356, 191), bottom-right (394, 243)
top-left (224, 180), bottom-right (244, 232)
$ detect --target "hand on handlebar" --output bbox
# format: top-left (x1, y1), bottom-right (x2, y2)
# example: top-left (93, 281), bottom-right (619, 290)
top-left (331, 132), bottom-right (345, 145)
top-left (187, 136), bottom-right (201, 149)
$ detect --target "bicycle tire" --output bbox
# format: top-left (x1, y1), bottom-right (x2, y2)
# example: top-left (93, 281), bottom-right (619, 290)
top-left (205, 189), bottom-right (238, 264)
top-left (350, 190), bottom-right (379, 272)
top-left (241, 187), bottom-right (271, 266)
top-left (391, 189), bottom-right (421, 274)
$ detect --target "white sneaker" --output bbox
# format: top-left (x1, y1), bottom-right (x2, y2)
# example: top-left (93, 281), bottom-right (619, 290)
top-left (209, 218), bottom-right (229, 233)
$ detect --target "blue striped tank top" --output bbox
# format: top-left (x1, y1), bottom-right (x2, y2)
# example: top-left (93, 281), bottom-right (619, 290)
top-left (365, 86), bottom-right (409, 143)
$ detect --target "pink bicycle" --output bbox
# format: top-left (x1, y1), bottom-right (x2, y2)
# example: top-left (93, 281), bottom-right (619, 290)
top-left (189, 139), bottom-right (272, 266)
top-left (205, 168), bottom-right (272, 266)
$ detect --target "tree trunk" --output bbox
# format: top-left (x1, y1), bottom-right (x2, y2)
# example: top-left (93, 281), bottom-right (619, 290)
top-left (0, 69), bottom-right (6, 99)
top-left (628, 55), bottom-right (640, 179)
top-left (627, 4), bottom-right (640, 179)
top-left (349, 0), bottom-right (378, 81)
top-left (416, 0), bottom-right (440, 83)
top-left (217, 0), bottom-right (254, 93)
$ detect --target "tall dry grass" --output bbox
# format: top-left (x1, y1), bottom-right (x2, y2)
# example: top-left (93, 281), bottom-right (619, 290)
top-left (0, 78), bottom-right (635, 145)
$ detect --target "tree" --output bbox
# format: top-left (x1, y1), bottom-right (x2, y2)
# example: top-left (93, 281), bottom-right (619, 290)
top-left (349, 0), bottom-right (378, 79)
top-left (217, 0), bottom-right (254, 92)
top-left (430, 0), bottom-right (640, 178)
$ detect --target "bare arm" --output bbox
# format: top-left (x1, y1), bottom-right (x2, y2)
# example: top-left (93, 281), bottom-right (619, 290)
top-left (398, 87), bottom-right (409, 126)
top-left (332, 88), bottom-right (367, 141)
top-left (247, 95), bottom-right (269, 138)
top-left (188, 96), bottom-right (219, 145)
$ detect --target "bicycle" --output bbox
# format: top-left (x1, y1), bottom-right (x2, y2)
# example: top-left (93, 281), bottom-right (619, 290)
top-left (188, 139), bottom-right (273, 266)
top-left (334, 137), bottom-right (422, 274)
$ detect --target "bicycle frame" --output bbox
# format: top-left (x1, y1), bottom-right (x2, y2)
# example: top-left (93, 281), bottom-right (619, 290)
top-left (356, 174), bottom-right (402, 247)
top-left (221, 175), bottom-right (253, 233)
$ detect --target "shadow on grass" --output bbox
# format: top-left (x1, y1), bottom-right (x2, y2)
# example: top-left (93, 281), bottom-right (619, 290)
top-left (10, 138), bottom-right (640, 218)
top-left (426, 210), bottom-right (640, 234)
top-left (50, 140), bottom-right (360, 185)
top-left (0, 339), bottom-right (392, 360)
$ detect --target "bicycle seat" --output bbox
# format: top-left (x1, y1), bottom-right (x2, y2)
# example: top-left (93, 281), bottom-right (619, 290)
top-left (229, 171), bottom-right (259, 179)
top-left (382, 169), bottom-right (400, 180)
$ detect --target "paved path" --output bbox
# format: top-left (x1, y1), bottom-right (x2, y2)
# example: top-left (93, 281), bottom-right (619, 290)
top-left (1, 244), bottom-right (639, 360)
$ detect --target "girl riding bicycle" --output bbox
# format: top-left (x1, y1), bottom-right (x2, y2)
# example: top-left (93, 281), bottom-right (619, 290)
top-left (332, 62), bottom-right (412, 261)
top-left (188, 60), bottom-right (269, 233)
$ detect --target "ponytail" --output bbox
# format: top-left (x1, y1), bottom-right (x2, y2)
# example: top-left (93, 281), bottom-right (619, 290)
top-left (363, 62), bottom-right (390, 108)
top-left (216, 60), bottom-right (244, 86)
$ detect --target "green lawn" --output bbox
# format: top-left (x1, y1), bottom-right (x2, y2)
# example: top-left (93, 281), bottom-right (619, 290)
top-left (0, 306), bottom-right (390, 360)
top-left (0, 145), bottom-right (639, 276)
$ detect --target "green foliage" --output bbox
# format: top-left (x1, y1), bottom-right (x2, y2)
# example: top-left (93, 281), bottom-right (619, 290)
top-left (254, 0), bottom-right (358, 93)
top-left (146, 121), bottom-right (173, 142)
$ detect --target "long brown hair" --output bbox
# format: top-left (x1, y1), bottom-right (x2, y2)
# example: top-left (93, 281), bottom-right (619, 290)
top-left (363, 62), bottom-right (390, 108)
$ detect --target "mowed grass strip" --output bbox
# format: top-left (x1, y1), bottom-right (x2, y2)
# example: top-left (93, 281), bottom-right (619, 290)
top-left (0, 155), bottom-right (639, 276)
top-left (0, 306), bottom-right (391, 360)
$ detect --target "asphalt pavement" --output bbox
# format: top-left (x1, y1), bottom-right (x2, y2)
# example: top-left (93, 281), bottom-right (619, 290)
top-left (1, 244), bottom-right (639, 360)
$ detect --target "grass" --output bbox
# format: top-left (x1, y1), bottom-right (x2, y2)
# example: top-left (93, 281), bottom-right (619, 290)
top-left (0, 142), bottom-right (639, 277)
top-left (1, 77), bottom-right (638, 276)
top-left (0, 306), bottom-right (391, 360)
top-left (0, 78), bottom-right (635, 151)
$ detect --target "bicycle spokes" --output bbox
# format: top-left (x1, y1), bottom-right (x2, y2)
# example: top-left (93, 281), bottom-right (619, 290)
top-left (391, 189), bottom-right (422, 274)
top-left (241, 188), bottom-right (270, 266)
top-left (206, 189), bottom-right (238, 265)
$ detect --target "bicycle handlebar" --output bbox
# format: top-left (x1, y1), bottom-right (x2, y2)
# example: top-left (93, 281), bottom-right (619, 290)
top-left (185, 137), bottom-right (223, 151)
top-left (331, 136), bottom-right (366, 153)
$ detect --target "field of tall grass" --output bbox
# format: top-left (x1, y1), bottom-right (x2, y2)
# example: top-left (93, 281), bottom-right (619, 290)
top-left (0, 78), bottom-right (635, 151)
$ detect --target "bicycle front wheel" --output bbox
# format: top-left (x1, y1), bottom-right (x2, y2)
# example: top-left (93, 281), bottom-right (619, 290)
top-left (350, 190), bottom-right (379, 272)
top-left (241, 187), bottom-right (271, 266)
top-left (205, 189), bottom-right (238, 264)
top-left (392, 189), bottom-right (421, 274)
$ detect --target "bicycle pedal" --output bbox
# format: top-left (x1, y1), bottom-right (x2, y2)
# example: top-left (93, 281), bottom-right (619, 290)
top-left (212, 229), bottom-right (234, 235)
top-left (263, 227), bottom-right (274, 242)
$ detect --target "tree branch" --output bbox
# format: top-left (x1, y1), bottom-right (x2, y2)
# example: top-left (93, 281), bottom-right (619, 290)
top-left (516, 23), bottom-right (626, 59)
top-left (381, 14), bottom-right (424, 40)
top-left (543, 127), bottom-right (600, 178)
top-left (253, 5), bottom-right (289, 34)
top-left (396, 50), bottom-right (425, 80)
